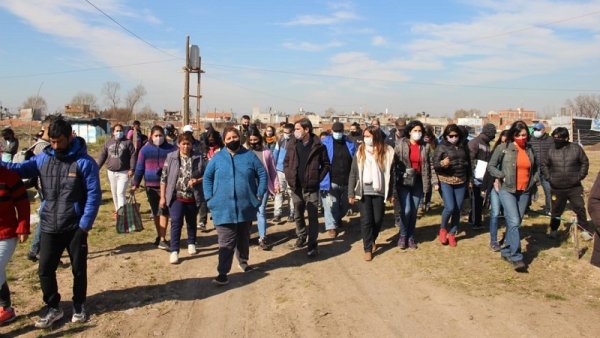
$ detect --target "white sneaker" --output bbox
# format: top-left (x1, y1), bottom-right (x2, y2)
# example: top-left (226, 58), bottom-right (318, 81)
top-left (34, 306), bottom-right (64, 328)
top-left (169, 251), bottom-right (179, 264)
top-left (188, 244), bottom-right (197, 255)
top-left (71, 304), bottom-right (87, 323)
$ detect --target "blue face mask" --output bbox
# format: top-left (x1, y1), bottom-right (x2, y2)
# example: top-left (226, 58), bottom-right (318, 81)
top-left (332, 132), bottom-right (343, 140)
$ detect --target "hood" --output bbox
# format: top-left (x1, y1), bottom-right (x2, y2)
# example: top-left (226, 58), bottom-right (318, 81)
top-left (45, 136), bottom-right (88, 160)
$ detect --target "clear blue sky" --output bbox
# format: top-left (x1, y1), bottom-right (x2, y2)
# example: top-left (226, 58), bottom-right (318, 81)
top-left (1, 0), bottom-right (600, 118)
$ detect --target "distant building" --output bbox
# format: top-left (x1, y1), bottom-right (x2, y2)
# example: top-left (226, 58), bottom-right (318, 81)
top-left (488, 108), bottom-right (536, 130)
top-left (19, 108), bottom-right (43, 121)
top-left (203, 111), bottom-right (233, 122)
top-left (64, 104), bottom-right (98, 119)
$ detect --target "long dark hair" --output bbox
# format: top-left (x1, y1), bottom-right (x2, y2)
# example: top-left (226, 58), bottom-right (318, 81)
top-left (246, 125), bottom-right (264, 149)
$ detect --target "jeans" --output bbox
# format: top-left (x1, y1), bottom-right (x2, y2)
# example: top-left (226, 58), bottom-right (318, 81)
top-left (107, 170), bottom-right (129, 211)
top-left (533, 174), bottom-right (552, 212)
top-left (489, 188), bottom-right (503, 245)
top-left (498, 190), bottom-right (530, 262)
top-left (256, 192), bottom-right (269, 238)
top-left (198, 201), bottom-right (208, 224)
top-left (39, 228), bottom-right (88, 308)
top-left (322, 183), bottom-right (349, 230)
top-left (549, 185), bottom-right (590, 231)
top-left (469, 186), bottom-right (484, 227)
top-left (359, 195), bottom-right (385, 252)
top-left (291, 188), bottom-right (320, 250)
top-left (396, 176), bottom-right (424, 238)
top-left (274, 171), bottom-right (294, 218)
top-left (169, 200), bottom-right (199, 252)
top-left (216, 222), bottom-right (251, 276)
top-left (0, 238), bottom-right (17, 308)
top-left (440, 182), bottom-right (466, 234)
top-left (30, 219), bottom-right (42, 255)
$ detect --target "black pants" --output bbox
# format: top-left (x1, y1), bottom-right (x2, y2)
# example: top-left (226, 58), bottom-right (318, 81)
top-left (359, 195), bottom-right (385, 253)
top-left (550, 185), bottom-right (590, 231)
top-left (216, 222), bottom-right (250, 276)
top-left (469, 186), bottom-right (484, 227)
top-left (198, 201), bottom-right (208, 224)
top-left (291, 188), bottom-right (320, 250)
top-left (0, 282), bottom-right (10, 308)
top-left (39, 228), bottom-right (88, 308)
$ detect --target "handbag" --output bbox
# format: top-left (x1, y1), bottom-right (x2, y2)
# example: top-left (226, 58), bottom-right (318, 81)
top-left (116, 193), bottom-right (144, 233)
top-left (401, 167), bottom-right (416, 187)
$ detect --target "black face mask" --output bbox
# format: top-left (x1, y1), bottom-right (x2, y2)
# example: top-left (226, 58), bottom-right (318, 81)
top-left (554, 139), bottom-right (568, 148)
top-left (226, 140), bottom-right (241, 151)
top-left (249, 142), bottom-right (261, 150)
top-left (350, 131), bottom-right (359, 136)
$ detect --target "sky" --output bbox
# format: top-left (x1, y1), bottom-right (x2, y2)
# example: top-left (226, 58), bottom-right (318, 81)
top-left (1, 0), bottom-right (600, 118)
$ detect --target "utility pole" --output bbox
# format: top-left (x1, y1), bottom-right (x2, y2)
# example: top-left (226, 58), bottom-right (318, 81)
top-left (182, 35), bottom-right (205, 127)
top-left (182, 36), bottom-right (190, 125)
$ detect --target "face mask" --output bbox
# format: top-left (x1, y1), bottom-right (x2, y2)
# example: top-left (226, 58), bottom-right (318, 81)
top-left (533, 131), bottom-right (543, 138)
top-left (424, 136), bottom-right (430, 143)
top-left (226, 140), bottom-right (241, 151)
top-left (554, 139), bottom-right (568, 148)
top-left (294, 130), bottom-right (304, 140)
top-left (283, 133), bottom-right (290, 140)
top-left (249, 142), bottom-right (261, 150)
top-left (114, 131), bottom-right (124, 139)
top-left (363, 137), bottom-right (373, 147)
top-left (153, 136), bottom-right (164, 146)
top-left (411, 132), bottom-right (422, 142)
top-left (333, 132), bottom-right (343, 141)
top-left (447, 136), bottom-right (459, 144)
top-left (350, 131), bottom-right (358, 136)
top-left (514, 138), bottom-right (527, 148)
top-left (266, 131), bottom-right (273, 137)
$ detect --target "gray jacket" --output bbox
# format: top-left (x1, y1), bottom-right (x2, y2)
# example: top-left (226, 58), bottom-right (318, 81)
top-left (393, 137), bottom-right (431, 194)
top-left (162, 151), bottom-right (205, 207)
top-left (487, 142), bottom-right (538, 193)
top-left (97, 137), bottom-right (136, 172)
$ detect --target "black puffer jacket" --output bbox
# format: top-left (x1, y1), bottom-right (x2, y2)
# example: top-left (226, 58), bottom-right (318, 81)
top-left (529, 134), bottom-right (554, 177)
top-left (433, 140), bottom-right (470, 181)
top-left (541, 142), bottom-right (589, 189)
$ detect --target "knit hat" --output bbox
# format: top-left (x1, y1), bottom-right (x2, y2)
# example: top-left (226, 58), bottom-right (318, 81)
top-left (481, 123), bottom-right (496, 139)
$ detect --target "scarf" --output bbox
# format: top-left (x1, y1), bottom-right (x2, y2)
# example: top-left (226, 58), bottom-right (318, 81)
top-left (362, 146), bottom-right (382, 192)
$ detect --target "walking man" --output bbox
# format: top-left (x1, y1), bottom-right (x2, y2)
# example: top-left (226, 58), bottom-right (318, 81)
top-left (467, 123), bottom-right (496, 230)
top-left (530, 122), bottom-right (554, 214)
top-left (272, 123), bottom-right (295, 223)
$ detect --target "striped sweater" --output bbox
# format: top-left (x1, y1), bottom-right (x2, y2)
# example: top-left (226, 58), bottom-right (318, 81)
top-left (133, 142), bottom-right (177, 188)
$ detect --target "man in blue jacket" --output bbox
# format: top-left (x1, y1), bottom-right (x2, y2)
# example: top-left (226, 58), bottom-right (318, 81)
top-left (320, 122), bottom-right (356, 238)
top-left (1, 116), bottom-right (101, 328)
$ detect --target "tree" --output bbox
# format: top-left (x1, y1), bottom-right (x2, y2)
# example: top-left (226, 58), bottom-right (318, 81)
top-left (454, 108), bottom-right (480, 119)
top-left (126, 84), bottom-right (147, 115)
top-left (21, 95), bottom-right (47, 115)
top-left (137, 105), bottom-right (159, 121)
top-left (565, 94), bottom-right (600, 118)
top-left (70, 92), bottom-right (98, 110)
top-left (324, 107), bottom-right (336, 117)
top-left (102, 81), bottom-right (121, 113)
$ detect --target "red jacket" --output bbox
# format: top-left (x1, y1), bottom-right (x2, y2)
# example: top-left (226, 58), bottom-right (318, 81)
top-left (0, 167), bottom-right (30, 239)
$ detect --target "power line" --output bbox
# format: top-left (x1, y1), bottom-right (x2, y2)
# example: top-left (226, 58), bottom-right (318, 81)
top-left (83, 0), bottom-right (180, 59)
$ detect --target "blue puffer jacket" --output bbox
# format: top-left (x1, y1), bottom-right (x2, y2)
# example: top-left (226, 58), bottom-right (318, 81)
top-left (203, 148), bottom-right (267, 226)
top-left (273, 137), bottom-right (291, 172)
top-left (2, 137), bottom-right (101, 233)
top-left (319, 135), bottom-right (356, 191)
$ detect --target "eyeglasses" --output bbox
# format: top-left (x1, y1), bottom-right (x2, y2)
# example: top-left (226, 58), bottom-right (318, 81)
top-left (447, 134), bottom-right (459, 138)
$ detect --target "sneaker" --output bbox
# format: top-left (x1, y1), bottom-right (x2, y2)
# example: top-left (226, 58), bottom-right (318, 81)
top-left (212, 274), bottom-right (229, 286)
top-left (408, 237), bottom-right (418, 249)
top-left (158, 240), bottom-right (170, 251)
top-left (439, 228), bottom-right (448, 245)
top-left (472, 224), bottom-right (484, 230)
top-left (34, 306), bottom-right (63, 329)
top-left (197, 222), bottom-right (206, 231)
top-left (397, 235), bottom-right (407, 249)
top-left (169, 251), bottom-right (179, 264)
top-left (289, 238), bottom-right (306, 250)
top-left (0, 307), bottom-right (16, 325)
top-left (153, 237), bottom-right (160, 246)
top-left (258, 237), bottom-right (271, 251)
top-left (364, 251), bottom-right (372, 261)
top-left (307, 247), bottom-right (318, 258)
top-left (547, 230), bottom-right (558, 239)
top-left (71, 304), bottom-right (86, 323)
top-left (272, 215), bottom-right (281, 224)
top-left (512, 260), bottom-right (527, 272)
top-left (447, 234), bottom-right (457, 247)
top-left (327, 229), bottom-right (337, 239)
top-left (27, 251), bottom-right (38, 262)
top-left (188, 244), bottom-right (197, 255)
top-left (490, 242), bottom-right (501, 252)
top-left (238, 263), bottom-right (255, 272)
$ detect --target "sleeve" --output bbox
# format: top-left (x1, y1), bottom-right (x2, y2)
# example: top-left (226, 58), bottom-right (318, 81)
top-left (541, 149), bottom-right (551, 181)
top-left (160, 157), bottom-right (169, 185)
top-left (2, 155), bottom-right (42, 179)
top-left (132, 146), bottom-right (146, 186)
top-left (128, 141), bottom-right (137, 170)
top-left (78, 158), bottom-right (102, 232)
top-left (588, 172), bottom-right (600, 232)
top-left (9, 173), bottom-right (30, 235)
top-left (467, 139), bottom-right (478, 164)
top-left (255, 156), bottom-right (268, 197)
top-left (487, 145), bottom-right (505, 179)
top-left (272, 141), bottom-right (280, 163)
top-left (579, 147), bottom-right (589, 181)
top-left (266, 151), bottom-right (279, 190)
top-left (97, 142), bottom-right (109, 168)
top-left (202, 158), bottom-right (216, 201)
top-left (348, 156), bottom-right (358, 199)
top-left (318, 147), bottom-right (331, 182)
top-left (432, 146), bottom-right (445, 172)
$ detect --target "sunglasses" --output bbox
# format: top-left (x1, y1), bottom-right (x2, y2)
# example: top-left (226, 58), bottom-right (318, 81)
top-left (447, 134), bottom-right (459, 138)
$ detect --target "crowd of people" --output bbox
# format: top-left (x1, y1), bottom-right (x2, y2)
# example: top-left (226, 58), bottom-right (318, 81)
top-left (0, 113), bottom-right (598, 329)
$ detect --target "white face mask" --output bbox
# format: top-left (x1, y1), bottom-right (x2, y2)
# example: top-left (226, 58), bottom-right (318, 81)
top-left (332, 132), bottom-right (343, 140)
top-left (363, 137), bottom-right (373, 147)
top-left (283, 133), bottom-right (290, 140)
top-left (114, 131), bottom-right (124, 139)
top-left (411, 132), bottom-right (422, 141)
top-left (533, 130), bottom-right (543, 138)
top-left (153, 136), bottom-right (164, 146)
top-left (294, 130), bottom-right (304, 140)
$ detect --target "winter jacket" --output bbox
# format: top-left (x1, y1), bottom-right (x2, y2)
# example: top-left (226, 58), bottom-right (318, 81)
top-left (0, 167), bottom-right (30, 239)
top-left (487, 142), bottom-right (537, 194)
top-left (273, 137), bottom-right (292, 172)
top-left (320, 135), bottom-right (357, 191)
top-left (348, 145), bottom-right (395, 200)
top-left (97, 137), bottom-right (136, 172)
top-left (132, 141), bottom-right (177, 189)
top-left (203, 148), bottom-right (267, 226)
top-left (529, 134), bottom-right (554, 177)
top-left (393, 137), bottom-right (431, 194)
top-left (254, 148), bottom-right (279, 195)
top-left (162, 151), bottom-right (205, 207)
top-left (587, 172), bottom-right (600, 236)
top-left (468, 134), bottom-right (493, 189)
top-left (283, 134), bottom-right (330, 192)
top-left (541, 142), bottom-right (589, 190)
top-left (3, 137), bottom-right (101, 233)
top-left (433, 140), bottom-right (471, 181)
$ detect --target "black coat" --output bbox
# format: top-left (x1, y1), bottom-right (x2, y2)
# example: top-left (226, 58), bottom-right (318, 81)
top-left (541, 142), bottom-right (589, 189)
top-left (433, 140), bottom-right (470, 181)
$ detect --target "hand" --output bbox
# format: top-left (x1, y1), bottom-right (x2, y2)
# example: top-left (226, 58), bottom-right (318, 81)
top-left (159, 197), bottom-right (166, 209)
top-left (187, 178), bottom-right (197, 188)
top-left (128, 170), bottom-right (134, 178)
top-left (130, 185), bottom-right (138, 193)
top-left (18, 234), bottom-right (28, 243)
top-left (274, 187), bottom-right (280, 194)
top-left (434, 184), bottom-right (440, 191)
top-left (348, 197), bottom-right (356, 205)
top-left (493, 179), bottom-right (501, 193)
top-left (441, 157), bottom-right (450, 168)
top-left (388, 196), bottom-right (395, 204)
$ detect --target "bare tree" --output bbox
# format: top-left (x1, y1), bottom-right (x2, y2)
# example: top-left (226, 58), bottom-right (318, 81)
top-left (126, 84), bottom-right (147, 116)
top-left (21, 95), bottom-right (48, 115)
top-left (70, 92), bottom-right (98, 110)
top-left (102, 81), bottom-right (121, 113)
top-left (565, 94), bottom-right (600, 118)
top-left (137, 105), bottom-right (159, 121)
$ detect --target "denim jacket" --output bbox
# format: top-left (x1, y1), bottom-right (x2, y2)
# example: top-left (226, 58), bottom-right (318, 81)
top-left (487, 142), bottom-right (538, 194)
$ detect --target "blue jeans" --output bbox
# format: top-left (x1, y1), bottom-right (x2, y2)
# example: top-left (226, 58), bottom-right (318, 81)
top-left (488, 188), bottom-right (503, 245)
top-left (440, 182), bottom-right (466, 234)
top-left (533, 172), bottom-right (552, 212)
top-left (257, 192), bottom-right (269, 238)
top-left (396, 176), bottom-right (423, 238)
top-left (30, 221), bottom-right (42, 254)
top-left (498, 190), bottom-right (530, 262)
top-left (322, 183), bottom-right (349, 230)
top-left (169, 200), bottom-right (199, 252)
